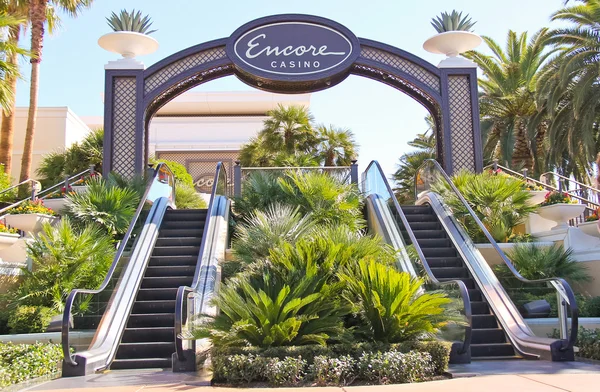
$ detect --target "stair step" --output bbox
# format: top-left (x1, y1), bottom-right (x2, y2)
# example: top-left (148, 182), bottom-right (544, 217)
top-left (116, 342), bottom-right (175, 359)
top-left (121, 327), bottom-right (174, 343)
top-left (136, 288), bottom-right (178, 301)
top-left (132, 300), bottom-right (176, 314)
top-left (159, 228), bottom-right (204, 238)
top-left (416, 238), bottom-right (452, 248)
top-left (422, 247), bottom-right (457, 257)
top-left (471, 328), bottom-right (506, 344)
top-left (152, 246), bottom-right (200, 257)
top-left (126, 313), bottom-right (174, 328)
top-left (141, 276), bottom-right (193, 288)
top-left (155, 237), bottom-right (202, 247)
top-left (160, 220), bottom-right (204, 230)
top-left (471, 343), bottom-right (515, 357)
top-left (401, 205), bottom-right (432, 214)
top-left (471, 301), bottom-right (490, 315)
top-left (439, 277), bottom-right (475, 289)
top-left (430, 267), bottom-right (469, 279)
top-left (144, 265), bottom-right (196, 277)
top-left (148, 255), bottom-right (198, 267)
top-left (111, 358), bottom-right (172, 370)
top-left (425, 257), bottom-right (464, 268)
top-left (404, 230), bottom-right (447, 239)
top-left (472, 314), bottom-right (499, 329)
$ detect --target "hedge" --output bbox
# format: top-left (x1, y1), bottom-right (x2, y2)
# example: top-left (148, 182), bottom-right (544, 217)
top-left (0, 342), bottom-right (63, 388)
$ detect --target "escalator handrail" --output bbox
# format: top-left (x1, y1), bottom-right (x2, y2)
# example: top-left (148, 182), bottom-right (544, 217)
top-left (415, 159), bottom-right (578, 352)
top-left (363, 160), bottom-right (472, 355)
top-left (61, 163), bottom-right (176, 366)
top-left (174, 162), bottom-right (227, 361)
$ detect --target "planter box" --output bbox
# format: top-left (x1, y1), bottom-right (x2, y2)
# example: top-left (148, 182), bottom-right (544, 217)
top-left (0, 232), bottom-right (19, 251)
top-left (527, 190), bottom-right (547, 206)
top-left (475, 242), bottom-right (555, 266)
top-left (42, 198), bottom-right (68, 214)
top-left (537, 203), bottom-right (586, 230)
top-left (4, 214), bottom-right (58, 234)
top-left (71, 185), bottom-right (88, 194)
top-left (578, 221), bottom-right (600, 238)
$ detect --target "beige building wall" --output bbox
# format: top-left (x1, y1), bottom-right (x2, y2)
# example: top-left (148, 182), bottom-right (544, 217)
top-left (3, 107), bottom-right (92, 183)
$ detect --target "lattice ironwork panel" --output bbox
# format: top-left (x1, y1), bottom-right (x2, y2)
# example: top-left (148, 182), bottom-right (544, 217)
top-left (156, 151), bottom-right (237, 193)
top-left (145, 47), bottom-right (227, 94)
top-left (360, 46), bottom-right (441, 93)
top-left (448, 76), bottom-right (475, 171)
top-left (112, 77), bottom-right (137, 178)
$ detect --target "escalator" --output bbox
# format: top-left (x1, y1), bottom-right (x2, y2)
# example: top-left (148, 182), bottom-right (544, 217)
top-left (363, 159), bottom-right (579, 363)
top-left (62, 163), bottom-right (230, 376)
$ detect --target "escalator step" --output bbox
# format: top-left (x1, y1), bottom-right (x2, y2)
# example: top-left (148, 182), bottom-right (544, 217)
top-left (404, 221), bottom-right (440, 230)
top-left (472, 314), bottom-right (499, 329)
top-left (439, 277), bottom-right (475, 289)
top-left (121, 327), bottom-right (174, 343)
top-left (111, 358), bottom-right (172, 370)
top-left (421, 247), bottom-right (457, 257)
top-left (405, 229), bottom-right (447, 239)
top-left (468, 289), bottom-right (482, 301)
top-left (144, 265), bottom-right (196, 277)
top-left (141, 276), bottom-right (193, 288)
top-left (472, 328), bottom-right (506, 344)
top-left (471, 301), bottom-right (490, 315)
top-left (127, 313), bottom-right (174, 328)
top-left (136, 288), bottom-right (178, 301)
top-left (116, 342), bottom-right (175, 359)
top-left (148, 255), bottom-right (198, 267)
top-left (155, 237), bottom-right (203, 247)
top-left (400, 205), bottom-right (432, 214)
top-left (416, 238), bottom-right (452, 248)
top-left (430, 267), bottom-right (469, 279)
top-left (471, 343), bottom-right (515, 357)
top-left (152, 246), bottom-right (200, 257)
top-left (403, 214), bottom-right (438, 223)
top-left (159, 228), bottom-right (204, 238)
top-left (425, 257), bottom-right (464, 268)
top-left (132, 300), bottom-right (176, 314)
top-left (160, 221), bottom-right (204, 230)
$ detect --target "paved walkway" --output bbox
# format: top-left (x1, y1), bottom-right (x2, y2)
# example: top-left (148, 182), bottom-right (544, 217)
top-left (22, 360), bottom-right (600, 392)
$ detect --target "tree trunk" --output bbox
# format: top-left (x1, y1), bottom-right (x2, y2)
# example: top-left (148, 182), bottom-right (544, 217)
top-left (511, 119), bottom-right (533, 171)
top-left (533, 121), bottom-right (547, 177)
top-left (19, 0), bottom-right (46, 185)
top-left (325, 150), bottom-right (334, 166)
top-left (0, 25), bottom-right (21, 177)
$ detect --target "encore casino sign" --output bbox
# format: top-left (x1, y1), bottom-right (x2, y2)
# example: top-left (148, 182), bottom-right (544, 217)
top-left (226, 14), bottom-right (361, 91)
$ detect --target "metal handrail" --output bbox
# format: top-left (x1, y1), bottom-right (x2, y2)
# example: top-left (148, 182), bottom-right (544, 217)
top-left (0, 178), bottom-right (38, 197)
top-left (61, 163), bottom-right (176, 366)
top-left (174, 162), bottom-right (228, 361)
top-left (540, 171), bottom-right (600, 194)
top-left (363, 160), bottom-right (472, 356)
top-left (417, 159), bottom-right (578, 354)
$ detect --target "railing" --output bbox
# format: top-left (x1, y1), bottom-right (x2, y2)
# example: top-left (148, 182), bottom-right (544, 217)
top-left (61, 163), bottom-right (176, 374)
top-left (484, 163), bottom-right (599, 225)
top-left (174, 162), bottom-right (230, 366)
top-left (362, 160), bottom-right (472, 359)
top-left (416, 159), bottom-right (578, 360)
top-left (234, 161), bottom-right (358, 197)
top-left (0, 166), bottom-right (95, 218)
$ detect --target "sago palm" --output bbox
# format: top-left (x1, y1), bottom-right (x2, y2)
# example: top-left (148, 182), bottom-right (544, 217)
top-left (316, 125), bottom-right (357, 166)
top-left (340, 259), bottom-right (451, 343)
top-left (19, 0), bottom-right (94, 185)
top-left (463, 29), bottom-right (554, 174)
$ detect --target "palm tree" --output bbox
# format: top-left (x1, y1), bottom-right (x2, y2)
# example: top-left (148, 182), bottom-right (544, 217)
top-left (463, 29), bottom-right (554, 174)
top-left (393, 116), bottom-right (436, 203)
top-left (0, 7), bottom-right (28, 174)
top-left (534, 0), bottom-right (600, 182)
top-left (19, 0), bottom-right (93, 185)
top-left (316, 125), bottom-right (357, 166)
top-left (261, 104), bottom-right (317, 155)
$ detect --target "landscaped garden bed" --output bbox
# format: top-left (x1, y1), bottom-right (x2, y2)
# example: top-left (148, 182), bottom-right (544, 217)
top-left (0, 342), bottom-right (63, 388)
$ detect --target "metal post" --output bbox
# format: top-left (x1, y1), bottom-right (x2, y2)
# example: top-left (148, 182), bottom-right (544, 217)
top-left (522, 168), bottom-right (528, 181)
top-left (146, 163), bottom-right (155, 180)
top-left (89, 164), bottom-right (95, 175)
top-left (64, 176), bottom-right (70, 190)
top-left (493, 159), bottom-right (498, 173)
top-left (234, 161), bottom-right (242, 198)
top-left (557, 292), bottom-right (568, 340)
top-left (31, 181), bottom-right (41, 201)
top-left (350, 160), bottom-right (359, 185)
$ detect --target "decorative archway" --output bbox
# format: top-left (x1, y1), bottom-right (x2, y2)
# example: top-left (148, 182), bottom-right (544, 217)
top-left (102, 14), bottom-right (482, 178)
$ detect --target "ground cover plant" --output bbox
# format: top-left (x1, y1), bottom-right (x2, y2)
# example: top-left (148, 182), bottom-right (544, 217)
top-left (0, 342), bottom-right (62, 388)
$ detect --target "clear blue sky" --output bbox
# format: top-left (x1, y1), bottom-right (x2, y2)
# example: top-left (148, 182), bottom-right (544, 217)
top-left (14, 0), bottom-right (563, 177)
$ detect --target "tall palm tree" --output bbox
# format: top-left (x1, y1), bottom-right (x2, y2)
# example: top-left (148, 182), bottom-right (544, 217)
top-left (463, 29), bottom-right (554, 174)
top-left (19, 0), bottom-right (93, 185)
top-left (316, 125), bottom-right (357, 166)
top-left (534, 0), bottom-right (600, 182)
top-left (261, 104), bottom-right (317, 155)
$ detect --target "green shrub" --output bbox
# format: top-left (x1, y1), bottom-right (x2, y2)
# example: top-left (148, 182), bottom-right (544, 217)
top-left (357, 350), bottom-right (433, 384)
top-left (151, 159), bottom-right (193, 187)
top-left (211, 353), bottom-right (267, 384)
top-left (9, 218), bottom-right (115, 313)
top-left (433, 170), bottom-right (536, 243)
top-left (7, 306), bottom-right (55, 334)
top-left (311, 355), bottom-right (356, 386)
top-left (583, 296), bottom-right (600, 317)
top-left (175, 181), bottom-right (207, 209)
top-left (577, 327), bottom-right (600, 360)
top-left (234, 172), bottom-right (291, 219)
top-left (340, 259), bottom-right (452, 343)
top-left (0, 164), bottom-right (15, 203)
top-left (0, 342), bottom-right (62, 388)
top-left (263, 356), bottom-right (306, 386)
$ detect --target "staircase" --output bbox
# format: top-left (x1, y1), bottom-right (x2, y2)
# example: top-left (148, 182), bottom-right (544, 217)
top-left (397, 205), bottom-right (519, 360)
top-left (110, 208), bottom-right (207, 370)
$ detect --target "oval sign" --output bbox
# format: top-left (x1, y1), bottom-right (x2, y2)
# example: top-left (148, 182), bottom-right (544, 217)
top-left (227, 15), bottom-right (360, 83)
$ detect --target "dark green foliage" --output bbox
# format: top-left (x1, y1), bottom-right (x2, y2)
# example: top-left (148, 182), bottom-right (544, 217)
top-left (496, 243), bottom-right (590, 285)
top-left (0, 343), bottom-right (63, 388)
top-left (175, 181), bottom-right (207, 209)
top-left (263, 356), bottom-right (307, 386)
top-left (311, 355), bottom-right (356, 386)
top-left (583, 296), bottom-right (600, 317)
top-left (577, 327), bottom-right (600, 360)
top-left (150, 159), bottom-right (193, 187)
top-left (9, 218), bottom-right (115, 313)
top-left (357, 350), bottom-right (433, 384)
top-left (0, 164), bottom-right (15, 203)
top-left (36, 129), bottom-right (103, 187)
top-left (233, 172), bottom-right (290, 219)
top-left (7, 306), bottom-right (54, 334)
top-left (340, 260), bottom-right (452, 343)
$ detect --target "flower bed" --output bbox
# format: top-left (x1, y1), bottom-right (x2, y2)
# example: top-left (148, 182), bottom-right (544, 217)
top-left (0, 342), bottom-right (62, 388)
top-left (212, 341), bottom-right (451, 386)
